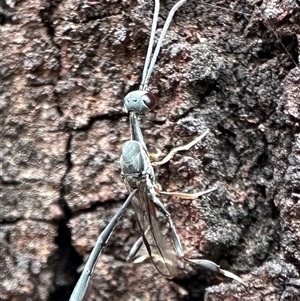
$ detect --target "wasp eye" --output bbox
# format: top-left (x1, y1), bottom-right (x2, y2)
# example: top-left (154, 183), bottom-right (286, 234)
top-left (143, 92), bottom-right (157, 110)
top-left (124, 90), bottom-right (157, 113)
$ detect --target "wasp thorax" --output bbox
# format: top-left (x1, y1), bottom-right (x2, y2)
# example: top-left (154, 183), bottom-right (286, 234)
top-left (124, 90), bottom-right (157, 114)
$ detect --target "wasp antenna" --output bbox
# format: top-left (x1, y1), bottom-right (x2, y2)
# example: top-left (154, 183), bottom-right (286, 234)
top-left (141, 0), bottom-right (187, 91)
top-left (140, 0), bottom-right (160, 91)
top-left (268, 25), bottom-right (298, 67)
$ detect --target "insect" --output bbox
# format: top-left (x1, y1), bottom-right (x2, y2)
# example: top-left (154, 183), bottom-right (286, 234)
top-left (70, 1), bottom-right (245, 299)
top-left (121, 0), bottom-right (245, 284)
top-left (121, 90), bottom-right (245, 283)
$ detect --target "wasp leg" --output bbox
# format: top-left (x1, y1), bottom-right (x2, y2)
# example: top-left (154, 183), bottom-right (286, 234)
top-left (152, 129), bottom-right (210, 166)
top-left (158, 187), bottom-right (217, 200)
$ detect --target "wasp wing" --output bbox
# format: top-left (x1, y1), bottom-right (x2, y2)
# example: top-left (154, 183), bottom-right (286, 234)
top-left (128, 177), bottom-right (178, 278)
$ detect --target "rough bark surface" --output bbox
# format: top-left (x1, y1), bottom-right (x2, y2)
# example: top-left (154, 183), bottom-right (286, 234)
top-left (1, 0), bottom-right (300, 300)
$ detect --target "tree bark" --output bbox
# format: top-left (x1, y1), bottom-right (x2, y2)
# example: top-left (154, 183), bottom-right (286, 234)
top-left (1, 0), bottom-right (299, 300)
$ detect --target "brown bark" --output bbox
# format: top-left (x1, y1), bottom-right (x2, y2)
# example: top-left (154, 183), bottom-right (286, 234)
top-left (1, 0), bottom-right (299, 300)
